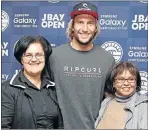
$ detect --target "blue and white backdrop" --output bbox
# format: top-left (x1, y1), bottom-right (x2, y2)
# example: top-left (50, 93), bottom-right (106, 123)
top-left (1, 1), bottom-right (148, 94)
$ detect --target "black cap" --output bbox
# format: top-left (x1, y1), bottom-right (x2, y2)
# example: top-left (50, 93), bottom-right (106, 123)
top-left (70, 2), bottom-right (98, 20)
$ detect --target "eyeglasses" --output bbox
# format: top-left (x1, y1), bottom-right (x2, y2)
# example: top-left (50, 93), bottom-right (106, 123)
top-left (115, 78), bottom-right (136, 83)
top-left (23, 53), bottom-right (44, 60)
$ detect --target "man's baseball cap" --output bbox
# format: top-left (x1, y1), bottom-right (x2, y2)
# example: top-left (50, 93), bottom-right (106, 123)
top-left (70, 2), bottom-right (98, 20)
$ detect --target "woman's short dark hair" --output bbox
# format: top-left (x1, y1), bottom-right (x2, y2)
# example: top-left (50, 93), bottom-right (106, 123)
top-left (14, 36), bottom-right (52, 65)
top-left (105, 61), bottom-right (141, 94)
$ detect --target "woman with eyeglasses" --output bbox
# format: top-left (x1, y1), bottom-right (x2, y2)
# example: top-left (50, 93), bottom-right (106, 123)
top-left (1, 36), bottom-right (63, 129)
top-left (95, 61), bottom-right (147, 129)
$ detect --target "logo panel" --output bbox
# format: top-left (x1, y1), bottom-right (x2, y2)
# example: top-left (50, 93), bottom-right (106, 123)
top-left (1, 10), bottom-right (9, 32)
top-left (126, 38), bottom-right (147, 70)
top-left (41, 14), bottom-right (65, 28)
top-left (132, 15), bottom-right (148, 30)
top-left (101, 41), bottom-right (123, 63)
top-left (139, 71), bottom-right (148, 95)
top-left (129, 6), bottom-right (147, 38)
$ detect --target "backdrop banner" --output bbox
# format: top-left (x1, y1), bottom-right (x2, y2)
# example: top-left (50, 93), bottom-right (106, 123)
top-left (1, 1), bottom-right (148, 94)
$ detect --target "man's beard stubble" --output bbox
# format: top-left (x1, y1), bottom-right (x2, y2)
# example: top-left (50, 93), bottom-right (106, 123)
top-left (73, 32), bottom-right (96, 46)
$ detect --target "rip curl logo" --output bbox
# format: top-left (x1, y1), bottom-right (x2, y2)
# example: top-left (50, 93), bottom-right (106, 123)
top-left (139, 71), bottom-right (148, 95)
top-left (101, 41), bottom-right (123, 63)
top-left (64, 66), bottom-right (102, 78)
top-left (1, 10), bottom-right (9, 32)
top-left (78, 3), bottom-right (91, 11)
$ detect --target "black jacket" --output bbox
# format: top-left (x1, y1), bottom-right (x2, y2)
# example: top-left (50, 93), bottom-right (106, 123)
top-left (1, 71), bottom-right (63, 129)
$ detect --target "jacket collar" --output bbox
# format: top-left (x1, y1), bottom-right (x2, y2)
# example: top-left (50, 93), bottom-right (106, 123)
top-left (101, 92), bottom-right (148, 110)
top-left (10, 71), bottom-right (26, 89)
top-left (135, 92), bottom-right (148, 105)
top-left (9, 70), bottom-right (55, 89)
top-left (125, 92), bottom-right (148, 109)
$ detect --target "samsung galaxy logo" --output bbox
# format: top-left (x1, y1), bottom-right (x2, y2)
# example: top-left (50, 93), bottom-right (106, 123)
top-left (99, 14), bottom-right (127, 30)
top-left (13, 13), bottom-right (37, 28)
top-left (128, 51), bottom-right (148, 58)
top-left (100, 19), bottom-right (126, 27)
top-left (13, 18), bottom-right (36, 24)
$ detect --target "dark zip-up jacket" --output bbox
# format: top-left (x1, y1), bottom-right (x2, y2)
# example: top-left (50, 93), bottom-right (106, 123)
top-left (1, 71), bottom-right (63, 129)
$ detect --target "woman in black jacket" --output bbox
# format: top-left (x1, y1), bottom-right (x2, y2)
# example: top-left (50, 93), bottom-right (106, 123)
top-left (1, 36), bottom-right (63, 129)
